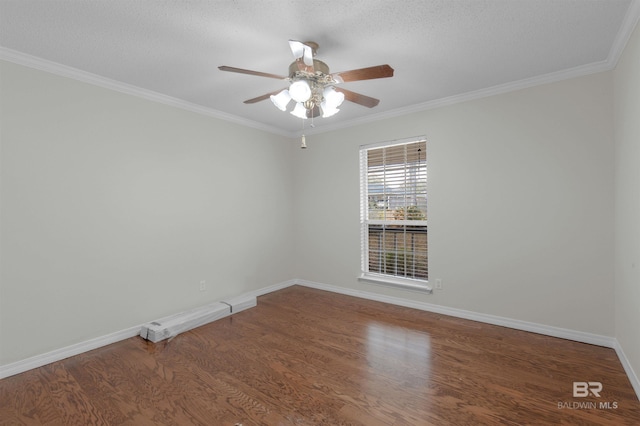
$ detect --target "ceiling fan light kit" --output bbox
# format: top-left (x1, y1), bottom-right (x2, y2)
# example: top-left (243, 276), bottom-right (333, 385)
top-left (219, 40), bottom-right (394, 121)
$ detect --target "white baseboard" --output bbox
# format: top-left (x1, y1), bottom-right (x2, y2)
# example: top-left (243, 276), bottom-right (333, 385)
top-left (614, 341), bottom-right (640, 401)
top-left (0, 279), bottom-right (296, 380)
top-left (242, 279), bottom-right (298, 299)
top-left (295, 279), bottom-right (617, 347)
top-left (0, 326), bottom-right (141, 380)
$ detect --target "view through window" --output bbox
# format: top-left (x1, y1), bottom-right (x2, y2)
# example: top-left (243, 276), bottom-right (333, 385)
top-left (360, 138), bottom-right (428, 285)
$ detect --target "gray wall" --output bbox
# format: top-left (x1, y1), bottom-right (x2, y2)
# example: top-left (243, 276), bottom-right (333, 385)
top-left (0, 61), bottom-right (294, 364)
top-left (614, 19), bottom-right (640, 394)
top-left (292, 71), bottom-right (615, 336)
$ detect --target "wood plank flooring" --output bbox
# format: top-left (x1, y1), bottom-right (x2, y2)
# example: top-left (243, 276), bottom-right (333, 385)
top-left (1, 285), bottom-right (639, 425)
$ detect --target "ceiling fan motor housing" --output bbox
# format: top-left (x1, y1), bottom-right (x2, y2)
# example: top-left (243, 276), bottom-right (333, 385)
top-left (288, 59), bottom-right (329, 77)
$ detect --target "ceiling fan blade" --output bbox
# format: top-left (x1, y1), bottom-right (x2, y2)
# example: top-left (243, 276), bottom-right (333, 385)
top-left (288, 40), bottom-right (314, 66)
top-left (288, 40), bottom-right (315, 73)
top-left (302, 44), bottom-right (314, 67)
top-left (218, 66), bottom-right (287, 80)
top-left (289, 40), bottom-right (304, 59)
top-left (331, 64), bottom-right (394, 83)
top-left (334, 87), bottom-right (380, 108)
top-left (243, 89), bottom-right (288, 104)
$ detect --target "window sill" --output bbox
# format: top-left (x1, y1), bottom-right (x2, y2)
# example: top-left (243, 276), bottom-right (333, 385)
top-left (358, 273), bottom-right (433, 294)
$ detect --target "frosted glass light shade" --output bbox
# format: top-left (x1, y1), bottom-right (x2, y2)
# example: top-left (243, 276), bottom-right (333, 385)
top-left (289, 80), bottom-right (311, 102)
top-left (270, 89), bottom-right (292, 111)
top-left (321, 101), bottom-right (340, 118)
top-left (290, 102), bottom-right (308, 119)
top-left (323, 86), bottom-right (345, 109)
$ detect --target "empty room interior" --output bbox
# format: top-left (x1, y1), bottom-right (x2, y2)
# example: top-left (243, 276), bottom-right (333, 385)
top-left (2, 0), bottom-right (640, 424)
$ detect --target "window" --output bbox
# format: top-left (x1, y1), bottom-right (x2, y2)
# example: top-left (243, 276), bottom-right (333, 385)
top-left (359, 137), bottom-right (429, 291)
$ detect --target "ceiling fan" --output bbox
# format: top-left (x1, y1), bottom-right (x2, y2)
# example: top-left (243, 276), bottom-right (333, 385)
top-left (219, 40), bottom-right (394, 119)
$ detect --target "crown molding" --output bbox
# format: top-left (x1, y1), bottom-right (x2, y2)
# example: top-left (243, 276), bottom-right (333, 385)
top-left (0, 47), bottom-right (290, 138)
top-left (297, 59), bottom-right (613, 138)
top-left (4, 0), bottom-right (640, 141)
top-left (299, 1), bottom-right (640, 138)
top-left (0, 47), bottom-right (623, 141)
top-left (0, 43), bottom-right (628, 142)
top-left (608, 0), bottom-right (640, 66)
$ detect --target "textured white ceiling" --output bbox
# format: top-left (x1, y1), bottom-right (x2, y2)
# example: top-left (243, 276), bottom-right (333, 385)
top-left (1, 0), bottom-right (638, 136)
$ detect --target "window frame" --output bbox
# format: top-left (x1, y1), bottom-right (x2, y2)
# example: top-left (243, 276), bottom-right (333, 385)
top-left (359, 136), bottom-right (431, 293)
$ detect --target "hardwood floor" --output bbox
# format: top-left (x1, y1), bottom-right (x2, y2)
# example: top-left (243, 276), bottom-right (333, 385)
top-left (1, 285), bottom-right (639, 425)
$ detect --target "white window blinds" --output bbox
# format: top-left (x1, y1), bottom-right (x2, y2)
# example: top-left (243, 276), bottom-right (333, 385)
top-left (360, 139), bottom-right (428, 284)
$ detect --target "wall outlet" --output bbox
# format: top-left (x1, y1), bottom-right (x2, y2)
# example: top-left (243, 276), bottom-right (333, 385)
top-left (199, 280), bottom-right (206, 292)
top-left (435, 279), bottom-right (443, 290)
